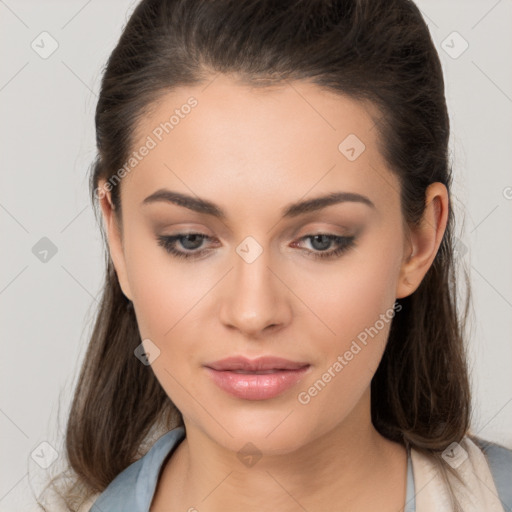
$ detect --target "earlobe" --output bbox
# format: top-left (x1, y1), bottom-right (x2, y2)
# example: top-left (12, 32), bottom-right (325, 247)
top-left (97, 182), bottom-right (133, 301)
top-left (395, 182), bottom-right (449, 299)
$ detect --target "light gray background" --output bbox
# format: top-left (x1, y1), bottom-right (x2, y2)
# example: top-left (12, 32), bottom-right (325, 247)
top-left (1, 0), bottom-right (511, 509)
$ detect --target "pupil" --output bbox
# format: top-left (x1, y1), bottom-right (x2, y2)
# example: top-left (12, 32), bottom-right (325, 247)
top-left (182, 234), bottom-right (203, 250)
top-left (311, 235), bottom-right (330, 251)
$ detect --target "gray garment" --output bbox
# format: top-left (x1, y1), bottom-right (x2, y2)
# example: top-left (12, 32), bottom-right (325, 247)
top-left (89, 427), bottom-right (511, 512)
top-left (472, 436), bottom-right (512, 512)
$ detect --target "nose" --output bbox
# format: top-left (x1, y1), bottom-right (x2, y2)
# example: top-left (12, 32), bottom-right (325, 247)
top-left (218, 246), bottom-right (292, 338)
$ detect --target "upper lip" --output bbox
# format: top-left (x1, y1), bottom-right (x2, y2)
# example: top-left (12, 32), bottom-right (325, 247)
top-left (204, 356), bottom-right (310, 372)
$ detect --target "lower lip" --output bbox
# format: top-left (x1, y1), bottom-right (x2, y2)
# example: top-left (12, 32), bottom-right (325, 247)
top-left (204, 366), bottom-right (310, 400)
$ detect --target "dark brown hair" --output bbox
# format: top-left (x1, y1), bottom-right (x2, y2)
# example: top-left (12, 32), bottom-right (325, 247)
top-left (36, 0), bottom-right (474, 509)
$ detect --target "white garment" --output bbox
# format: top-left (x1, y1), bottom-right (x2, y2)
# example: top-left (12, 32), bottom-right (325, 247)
top-left (412, 436), bottom-right (506, 512)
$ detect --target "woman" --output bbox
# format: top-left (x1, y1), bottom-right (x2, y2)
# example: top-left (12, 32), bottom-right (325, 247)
top-left (37, 0), bottom-right (512, 510)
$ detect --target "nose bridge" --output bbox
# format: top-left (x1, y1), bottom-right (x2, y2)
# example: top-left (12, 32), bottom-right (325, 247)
top-left (219, 239), bottom-right (288, 335)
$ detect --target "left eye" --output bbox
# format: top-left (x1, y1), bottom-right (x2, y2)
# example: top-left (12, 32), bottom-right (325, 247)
top-left (157, 233), bottom-right (356, 261)
top-left (293, 233), bottom-right (356, 259)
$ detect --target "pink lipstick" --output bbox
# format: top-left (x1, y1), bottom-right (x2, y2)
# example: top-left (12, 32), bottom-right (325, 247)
top-left (204, 356), bottom-right (310, 400)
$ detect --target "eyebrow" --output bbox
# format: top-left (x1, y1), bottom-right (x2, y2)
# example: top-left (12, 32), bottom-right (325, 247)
top-left (142, 188), bottom-right (375, 218)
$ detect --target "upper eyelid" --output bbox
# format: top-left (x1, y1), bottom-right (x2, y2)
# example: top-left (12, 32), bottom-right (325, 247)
top-left (159, 222), bottom-right (355, 238)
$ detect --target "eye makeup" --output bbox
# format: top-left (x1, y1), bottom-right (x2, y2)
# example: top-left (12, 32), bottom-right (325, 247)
top-left (156, 232), bottom-right (357, 261)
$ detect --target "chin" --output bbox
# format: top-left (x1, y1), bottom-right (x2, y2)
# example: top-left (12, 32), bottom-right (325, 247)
top-left (195, 409), bottom-right (318, 456)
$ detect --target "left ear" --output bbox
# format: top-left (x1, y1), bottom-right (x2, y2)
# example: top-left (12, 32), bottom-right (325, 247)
top-left (396, 182), bottom-right (449, 299)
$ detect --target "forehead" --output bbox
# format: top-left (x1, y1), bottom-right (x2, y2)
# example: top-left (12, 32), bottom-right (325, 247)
top-left (123, 75), bottom-right (400, 217)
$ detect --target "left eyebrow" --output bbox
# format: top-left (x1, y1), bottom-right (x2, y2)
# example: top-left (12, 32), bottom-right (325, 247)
top-left (141, 189), bottom-right (376, 218)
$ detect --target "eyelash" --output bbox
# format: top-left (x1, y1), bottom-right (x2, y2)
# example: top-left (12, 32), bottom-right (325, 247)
top-left (156, 232), bottom-right (356, 261)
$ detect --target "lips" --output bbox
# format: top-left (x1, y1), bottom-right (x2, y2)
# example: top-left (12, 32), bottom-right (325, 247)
top-left (204, 356), bottom-right (311, 400)
top-left (204, 355), bottom-right (310, 372)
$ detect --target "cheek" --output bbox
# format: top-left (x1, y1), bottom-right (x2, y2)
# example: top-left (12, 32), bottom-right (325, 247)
top-left (294, 245), bottom-right (402, 401)
top-left (121, 225), bottom-right (211, 340)
top-left (299, 245), bottom-right (401, 349)
top-left (294, 287), bottom-right (397, 425)
top-left (126, 242), bottom-right (209, 413)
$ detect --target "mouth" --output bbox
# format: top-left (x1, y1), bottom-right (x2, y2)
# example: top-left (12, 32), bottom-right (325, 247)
top-left (228, 369), bottom-right (297, 374)
top-left (204, 355), bottom-right (310, 372)
top-left (204, 361), bottom-right (311, 401)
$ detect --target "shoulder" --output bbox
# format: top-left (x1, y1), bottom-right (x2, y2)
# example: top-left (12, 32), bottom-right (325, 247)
top-left (409, 434), bottom-right (511, 511)
top-left (467, 435), bottom-right (512, 509)
top-left (469, 434), bottom-right (512, 466)
top-left (88, 426), bottom-right (186, 511)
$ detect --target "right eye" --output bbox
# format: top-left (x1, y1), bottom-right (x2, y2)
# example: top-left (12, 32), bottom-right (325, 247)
top-left (157, 233), bottom-right (216, 260)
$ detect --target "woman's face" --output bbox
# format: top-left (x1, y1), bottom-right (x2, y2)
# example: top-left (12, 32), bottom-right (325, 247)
top-left (100, 75), bottom-right (428, 455)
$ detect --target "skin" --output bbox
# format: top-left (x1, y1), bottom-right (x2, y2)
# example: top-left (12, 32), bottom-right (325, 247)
top-left (98, 74), bottom-right (448, 511)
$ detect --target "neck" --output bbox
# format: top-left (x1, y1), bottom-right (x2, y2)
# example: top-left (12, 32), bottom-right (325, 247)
top-left (154, 391), bottom-right (407, 511)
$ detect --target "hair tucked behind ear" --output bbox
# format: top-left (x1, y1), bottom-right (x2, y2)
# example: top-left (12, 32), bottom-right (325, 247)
top-left (35, 1), bottom-right (472, 510)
